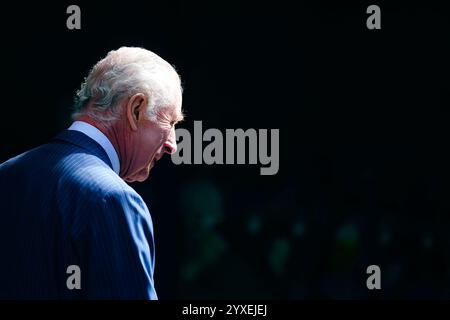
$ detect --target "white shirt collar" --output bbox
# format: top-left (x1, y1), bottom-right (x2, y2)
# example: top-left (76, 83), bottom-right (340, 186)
top-left (68, 121), bottom-right (120, 175)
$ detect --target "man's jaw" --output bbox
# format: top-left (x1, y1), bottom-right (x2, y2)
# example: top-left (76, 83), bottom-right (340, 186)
top-left (123, 152), bottom-right (164, 183)
top-left (124, 165), bottom-right (150, 182)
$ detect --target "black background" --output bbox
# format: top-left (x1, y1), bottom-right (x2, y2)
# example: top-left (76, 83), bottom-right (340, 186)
top-left (0, 1), bottom-right (449, 298)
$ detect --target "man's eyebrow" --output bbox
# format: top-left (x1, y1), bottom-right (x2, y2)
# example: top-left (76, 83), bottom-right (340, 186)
top-left (175, 111), bottom-right (185, 123)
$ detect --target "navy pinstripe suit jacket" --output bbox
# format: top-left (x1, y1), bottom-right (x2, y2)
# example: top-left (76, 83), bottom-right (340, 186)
top-left (0, 129), bottom-right (157, 299)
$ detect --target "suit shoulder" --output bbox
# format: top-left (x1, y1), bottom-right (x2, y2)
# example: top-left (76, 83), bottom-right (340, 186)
top-left (101, 185), bottom-right (149, 217)
top-left (59, 160), bottom-right (146, 210)
top-left (61, 164), bottom-right (138, 203)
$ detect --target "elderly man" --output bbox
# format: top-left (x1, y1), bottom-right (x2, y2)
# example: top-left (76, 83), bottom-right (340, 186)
top-left (0, 47), bottom-right (183, 299)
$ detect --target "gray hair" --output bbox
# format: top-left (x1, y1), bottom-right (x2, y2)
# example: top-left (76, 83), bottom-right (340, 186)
top-left (72, 47), bottom-right (181, 124)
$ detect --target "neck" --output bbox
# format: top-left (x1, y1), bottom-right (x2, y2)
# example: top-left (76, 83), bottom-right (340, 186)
top-left (77, 115), bottom-right (136, 179)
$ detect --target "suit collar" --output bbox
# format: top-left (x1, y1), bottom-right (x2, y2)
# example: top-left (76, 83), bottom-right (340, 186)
top-left (52, 129), bottom-right (114, 172)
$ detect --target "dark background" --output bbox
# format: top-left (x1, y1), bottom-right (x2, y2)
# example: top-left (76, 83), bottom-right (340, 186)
top-left (0, 1), bottom-right (449, 298)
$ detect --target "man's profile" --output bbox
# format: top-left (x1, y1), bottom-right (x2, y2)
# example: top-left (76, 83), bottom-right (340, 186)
top-left (0, 47), bottom-right (183, 299)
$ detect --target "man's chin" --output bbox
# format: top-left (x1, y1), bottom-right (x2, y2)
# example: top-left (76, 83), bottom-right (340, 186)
top-left (124, 168), bottom-right (150, 183)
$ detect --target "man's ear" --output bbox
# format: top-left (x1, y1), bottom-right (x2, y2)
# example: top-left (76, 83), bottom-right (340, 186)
top-left (126, 93), bottom-right (148, 131)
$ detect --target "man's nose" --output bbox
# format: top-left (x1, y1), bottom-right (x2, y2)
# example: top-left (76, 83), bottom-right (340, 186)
top-left (163, 129), bottom-right (177, 154)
